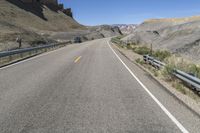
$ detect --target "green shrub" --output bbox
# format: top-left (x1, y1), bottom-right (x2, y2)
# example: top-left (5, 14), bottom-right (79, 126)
top-left (153, 70), bottom-right (159, 77)
top-left (165, 64), bottom-right (174, 74)
top-left (30, 40), bottom-right (47, 47)
top-left (131, 46), bottom-right (171, 61)
top-left (133, 46), bottom-right (151, 55)
top-left (153, 50), bottom-right (171, 61)
top-left (111, 36), bottom-right (126, 43)
top-left (173, 82), bottom-right (186, 95)
top-left (111, 36), bottom-right (122, 44)
top-left (135, 58), bottom-right (145, 65)
top-left (126, 43), bottom-right (132, 49)
top-left (161, 64), bottom-right (175, 81)
top-left (187, 64), bottom-right (200, 78)
top-left (166, 56), bottom-right (200, 79)
top-left (135, 58), bottom-right (141, 63)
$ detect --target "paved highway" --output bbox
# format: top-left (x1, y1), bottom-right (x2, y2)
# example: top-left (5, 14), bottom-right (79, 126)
top-left (0, 38), bottom-right (199, 133)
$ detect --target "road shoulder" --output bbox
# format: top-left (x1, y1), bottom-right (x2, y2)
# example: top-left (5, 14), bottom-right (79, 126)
top-left (111, 42), bottom-right (200, 116)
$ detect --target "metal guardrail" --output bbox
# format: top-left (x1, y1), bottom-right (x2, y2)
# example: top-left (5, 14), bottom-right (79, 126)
top-left (173, 69), bottom-right (200, 91)
top-left (112, 38), bottom-right (200, 93)
top-left (0, 42), bottom-right (70, 67)
top-left (0, 42), bottom-right (68, 58)
top-left (143, 55), bottom-right (200, 92)
top-left (143, 55), bottom-right (166, 69)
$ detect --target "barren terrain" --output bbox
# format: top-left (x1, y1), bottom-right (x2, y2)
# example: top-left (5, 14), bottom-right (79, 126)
top-left (122, 16), bottom-right (200, 63)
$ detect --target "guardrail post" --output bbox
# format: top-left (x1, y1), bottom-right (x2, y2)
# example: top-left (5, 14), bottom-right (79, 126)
top-left (9, 55), bottom-right (12, 62)
top-left (20, 53), bottom-right (23, 58)
top-left (29, 51), bottom-right (32, 56)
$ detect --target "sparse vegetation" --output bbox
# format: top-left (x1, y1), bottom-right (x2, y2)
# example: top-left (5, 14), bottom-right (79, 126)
top-left (135, 58), bottom-right (145, 65)
top-left (172, 81), bottom-right (187, 95)
top-left (166, 55), bottom-right (200, 79)
top-left (111, 36), bottom-right (127, 44)
top-left (30, 40), bottom-right (48, 46)
top-left (188, 64), bottom-right (200, 78)
top-left (111, 37), bottom-right (122, 45)
top-left (114, 37), bottom-right (200, 82)
top-left (135, 58), bottom-right (141, 63)
top-left (153, 50), bottom-right (171, 61)
top-left (152, 69), bottom-right (159, 77)
top-left (132, 45), bottom-right (171, 62)
top-left (114, 40), bottom-right (200, 99)
top-left (161, 64), bottom-right (174, 78)
top-left (132, 46), bottom-right (151, 55)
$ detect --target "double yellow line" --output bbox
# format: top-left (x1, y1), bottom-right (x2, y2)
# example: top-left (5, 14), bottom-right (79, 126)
top-left (74, 56), bottom-right (82, 63)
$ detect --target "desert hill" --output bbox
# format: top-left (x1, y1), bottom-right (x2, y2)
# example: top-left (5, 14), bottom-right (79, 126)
top-left (112, 24), bottom-right (137, 34)
top-left (0, 0), bottom-right (122, 51)
top-left (122, 16), bottom-right (200, 63)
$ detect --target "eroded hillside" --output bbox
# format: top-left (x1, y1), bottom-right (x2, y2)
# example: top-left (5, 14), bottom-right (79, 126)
top-left (122, 16), bottom-right (200, 63)
top-left (0, 0), bottom-right (122, 51)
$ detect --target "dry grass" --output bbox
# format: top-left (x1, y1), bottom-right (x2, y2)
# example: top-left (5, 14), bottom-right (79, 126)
top-left (121, 43), bottom-right (200, 100)
top-left (166, 55), bottom-right (200, 78)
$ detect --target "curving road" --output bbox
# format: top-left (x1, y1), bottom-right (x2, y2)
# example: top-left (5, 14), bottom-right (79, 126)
top-left (0, 38), bottom-right (199, 133)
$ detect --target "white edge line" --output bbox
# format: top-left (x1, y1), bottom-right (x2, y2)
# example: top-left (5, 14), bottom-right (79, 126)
top-left (107, 41), bottom-right (189, 133)
top-left (0, 45), bottom-right (69, 70)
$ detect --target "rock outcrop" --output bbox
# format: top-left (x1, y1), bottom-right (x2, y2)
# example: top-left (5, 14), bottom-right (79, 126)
top-left (113, 24), bottom-right (137, 34)
top-left (21, 0), bottom-right (58, 5)
top-left (20, 0), bottom-right (73, 17)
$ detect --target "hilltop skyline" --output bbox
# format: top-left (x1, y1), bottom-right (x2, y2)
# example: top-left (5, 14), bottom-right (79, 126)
top-left (58, 0), bottom-right (200, 25)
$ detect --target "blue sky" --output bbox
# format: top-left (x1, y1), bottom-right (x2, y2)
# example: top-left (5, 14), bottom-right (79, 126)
top-left (58, 0), bottom-right (200, 26)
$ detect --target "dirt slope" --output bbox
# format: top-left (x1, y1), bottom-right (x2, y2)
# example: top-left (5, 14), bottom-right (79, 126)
top-left (0, 0), bottom-right (86, 50)
top-left (122, 16), bottom-right (200, 63)
top-left (0, 0), bottom-right (122, 51)
top-left (0, 0), bottom-right (85, 32)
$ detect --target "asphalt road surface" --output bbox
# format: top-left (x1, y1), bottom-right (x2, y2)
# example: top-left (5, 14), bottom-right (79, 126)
top-left (0, 38), bottom-right (200, 133)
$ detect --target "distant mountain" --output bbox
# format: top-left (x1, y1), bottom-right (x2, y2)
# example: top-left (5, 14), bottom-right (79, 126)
top-left (52, 25), bottom-right (122, 43)
top-left (112, 24), bottom-right (137, 34)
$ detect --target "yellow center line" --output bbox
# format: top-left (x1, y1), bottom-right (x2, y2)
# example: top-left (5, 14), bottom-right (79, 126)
top-left (74, 56), bottom-right (82, 63)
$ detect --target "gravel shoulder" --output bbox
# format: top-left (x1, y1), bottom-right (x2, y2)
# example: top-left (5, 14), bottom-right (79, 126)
top-left (111, 42), bottom-right (200, 116)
